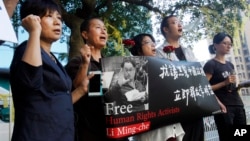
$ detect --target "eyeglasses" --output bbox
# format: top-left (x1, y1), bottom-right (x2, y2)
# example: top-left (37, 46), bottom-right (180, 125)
top-left (220, 42), bottom-right (232, 47)
top-left (168, 20), bottom-right (182, 25)
top-left (142, 41), bottom-right (155, 46)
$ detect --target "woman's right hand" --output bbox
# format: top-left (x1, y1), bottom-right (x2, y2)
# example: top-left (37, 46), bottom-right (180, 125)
top-left (80, 44), bottom-right (92, 64)
top-left (73, 44), bottom-right (92, 89)
top-left (22, 14), bottom-right (41, 34)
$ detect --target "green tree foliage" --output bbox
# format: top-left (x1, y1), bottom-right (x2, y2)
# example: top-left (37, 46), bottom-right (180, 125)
top-left (54, 0), bottom-right (153, 59)
top-left (15, 0), bottom-right (249, 59)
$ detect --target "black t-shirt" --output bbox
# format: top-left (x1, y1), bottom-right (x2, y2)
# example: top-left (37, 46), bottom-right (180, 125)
top-left (65, 56), bottom-right (129, 141)
top-left (65, 56), bottom-right (106, 139)
top-left (175, 47), bottom-right (186, 61)
top-left (203, 59), bottom-right (244, 106)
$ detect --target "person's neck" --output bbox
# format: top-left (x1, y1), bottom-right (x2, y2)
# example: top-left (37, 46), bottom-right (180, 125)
top-left (166, 38), bottom-right (180, 48)
top-left (91, 48), bottom-right (102, 62)
top-left (214, 55), bottom-right (226, 64)
top-left (41, 41), bottom-right (52, 54)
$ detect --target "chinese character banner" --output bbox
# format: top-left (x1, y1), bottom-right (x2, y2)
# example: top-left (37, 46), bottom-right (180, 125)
top-left (101, 56), bottom-right (220, 139)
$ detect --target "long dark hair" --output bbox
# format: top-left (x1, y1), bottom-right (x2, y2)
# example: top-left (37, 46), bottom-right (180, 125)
top-left (208, 32), bottom-right (233, 54)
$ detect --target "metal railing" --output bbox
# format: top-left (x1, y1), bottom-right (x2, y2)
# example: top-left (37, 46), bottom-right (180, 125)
top-left (203, 116), bottom-right (219, 141)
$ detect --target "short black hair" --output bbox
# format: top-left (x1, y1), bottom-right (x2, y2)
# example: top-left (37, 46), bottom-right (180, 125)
top-left (160, 15), bottom-right (177, 37)
top-left (80, 17), bottom-right (104, 33)
top-left (79, 16), bottom-right (104, 42)
top-left (213, 32), bottom-right (233, 44)
top-left (129, 33), bottom-right (155, 56)
top-left (208, 32), bottom-right (233, 54)
top-left (20, 0), bottom-right (62, 20)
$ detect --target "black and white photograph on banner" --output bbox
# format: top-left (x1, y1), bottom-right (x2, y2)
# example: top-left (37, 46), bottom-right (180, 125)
top-left (101, 56), bottom-right (221, 139)
top-left (104, 56), bottom-right (149, 114)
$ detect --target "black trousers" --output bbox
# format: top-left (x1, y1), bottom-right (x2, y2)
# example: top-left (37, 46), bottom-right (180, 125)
top-left (214, 106), bottom-right (246, 141)
top-left (181, 118), bottom-right (204, 141)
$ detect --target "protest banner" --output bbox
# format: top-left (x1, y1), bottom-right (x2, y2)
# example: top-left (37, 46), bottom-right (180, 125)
top-left (101, 56), bottom-right (221, 139)
top-left (0, 0), bottom-right (17, 43)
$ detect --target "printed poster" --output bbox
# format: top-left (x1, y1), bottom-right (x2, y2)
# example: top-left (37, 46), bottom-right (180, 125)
top-left (0, 0), bottom-right (17, 43)
top-left (101, 56), bottom-right (221, 139)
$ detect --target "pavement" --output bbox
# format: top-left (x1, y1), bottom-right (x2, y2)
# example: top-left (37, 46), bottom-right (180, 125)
top-left (0, 120), bottom-right (13, 141)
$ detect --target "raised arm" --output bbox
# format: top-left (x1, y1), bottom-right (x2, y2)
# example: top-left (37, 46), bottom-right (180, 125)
top-left (21, 14), bottom-right (42, 66)
top-left (71, 45), bottom-right (94, 103)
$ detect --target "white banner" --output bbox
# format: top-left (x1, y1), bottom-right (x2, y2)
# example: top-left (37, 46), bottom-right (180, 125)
top-left (0, 1), bottom-right (17, 43)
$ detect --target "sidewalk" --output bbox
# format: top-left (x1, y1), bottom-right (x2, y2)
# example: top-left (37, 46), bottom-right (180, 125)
top-left (0, 120), bottom-right (13, 141)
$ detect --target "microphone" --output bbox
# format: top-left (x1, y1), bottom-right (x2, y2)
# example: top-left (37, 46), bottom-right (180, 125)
top-left (227, 70), bottom-right (236, 92)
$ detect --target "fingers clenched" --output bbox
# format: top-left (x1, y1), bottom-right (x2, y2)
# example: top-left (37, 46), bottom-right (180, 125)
top-left (80, 44), bottom-right (91, 63)
top-left (22, 14), bottom-right (41, 33)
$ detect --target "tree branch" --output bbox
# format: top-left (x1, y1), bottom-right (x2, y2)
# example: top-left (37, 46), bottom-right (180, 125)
top-left (3, 0), bottom-right (19, 18)
top-left (121, 0), bottom-right (162, 14)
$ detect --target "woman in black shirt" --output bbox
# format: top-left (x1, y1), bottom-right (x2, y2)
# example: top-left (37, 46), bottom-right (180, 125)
top-left (203, 32), bottom-right (246, 141)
